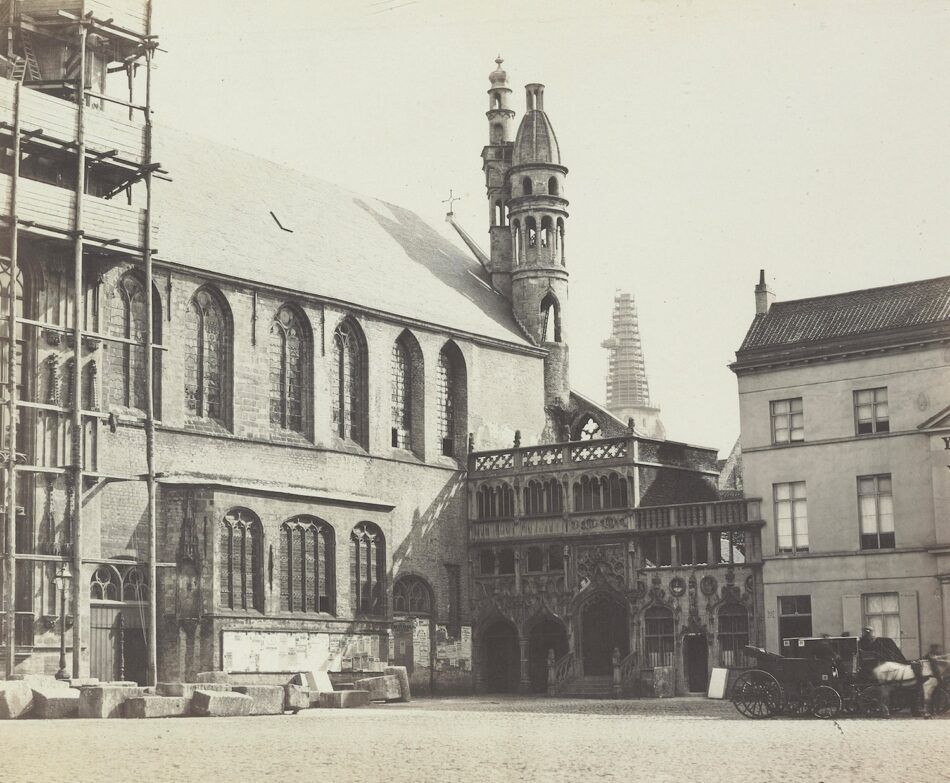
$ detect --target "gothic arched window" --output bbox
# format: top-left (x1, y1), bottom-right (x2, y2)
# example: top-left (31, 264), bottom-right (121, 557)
top-left (512, 219), bottom-right (522, 264)
top-left (393, 575), bottom-right (432, 616)
top-left (269, 304), bottom-right (310, 435)
top-left (391, 331), bottom-right (423, 456)
top-left (280, 516), bottom-right (335, 614)
top-left (476, 483), bottom-right (515, 520)
top-left (331, 317), bottom-right (368, 447)
top-left (220, 508), bottom-right (262, 612)
top-left (436, 342), bottom-right (467, 459)
top-left (522, 176), bottom-right (533, 196)
top-left (351, 522), bottom-right (385, 616)
top-left (523, 478), bottom-right (563, 516)
top-left (185, 286), bottom-right (231, 426)
top-left (107, 272), bottom-right (162, 414)
top-left (540, 293), bottom-right (561, 343)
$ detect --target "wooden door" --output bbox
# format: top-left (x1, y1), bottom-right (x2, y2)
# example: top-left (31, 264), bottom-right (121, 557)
top-left (90, 604), bottom-right (120, 682)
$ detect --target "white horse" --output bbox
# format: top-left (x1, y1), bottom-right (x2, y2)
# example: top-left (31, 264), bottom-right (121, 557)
top-left (871, 655), bottom-right (950, 717)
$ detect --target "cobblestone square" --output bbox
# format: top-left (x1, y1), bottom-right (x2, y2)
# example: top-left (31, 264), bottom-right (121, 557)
top-left (2, 697), bottom-right (946, 783)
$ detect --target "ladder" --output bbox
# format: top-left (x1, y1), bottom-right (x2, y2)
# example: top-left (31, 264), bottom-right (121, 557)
top-left (20, 31), bottom-right (40, 81)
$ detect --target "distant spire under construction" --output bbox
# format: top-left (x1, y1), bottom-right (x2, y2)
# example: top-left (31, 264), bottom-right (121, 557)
top-left (601, 291), bottom-right (665, 439)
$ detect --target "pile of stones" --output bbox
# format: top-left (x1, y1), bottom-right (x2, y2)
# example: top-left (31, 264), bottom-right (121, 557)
top-left (0, 665), bottom-right (410, 720)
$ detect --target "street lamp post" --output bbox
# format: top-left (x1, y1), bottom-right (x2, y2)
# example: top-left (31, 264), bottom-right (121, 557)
top-left (53, 563), bottom-right (72, 681)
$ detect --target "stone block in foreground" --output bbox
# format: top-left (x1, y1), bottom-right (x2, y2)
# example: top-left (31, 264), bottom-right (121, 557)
top-left (191, 689), bottom-right (252, 717)
top-left (319, 690), bottom-right (369, 709)
top-left (78, 685), bottom-right (147, 719)
top-left (299, 670), bottom-right (334, 693)
top-left (195, 671), bottom-right (230, 684)
top-left (0, 680), bottom-right (34, 719)
top-left (231, 685), bottom-right (284, 715)
top-left (32, 686), bottom-right (80, 719)
top-left (284, 684), bottom-right (311, 712)
top-left (156, 682), bottom-right (230, 699)
top-left (355, 675), bottom-right (402, 702)
top-left (123, 696), bottom-right (190, 719)
top-left (384, 666), bottom-right (411, 702)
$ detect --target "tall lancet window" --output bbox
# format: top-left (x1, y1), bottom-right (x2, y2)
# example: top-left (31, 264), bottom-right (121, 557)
top-left (331, 317), bottom-right (367, 447)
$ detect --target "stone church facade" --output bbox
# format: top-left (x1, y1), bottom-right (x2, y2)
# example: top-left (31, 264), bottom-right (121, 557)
top-left (0, 2), bottom-right (762, 697)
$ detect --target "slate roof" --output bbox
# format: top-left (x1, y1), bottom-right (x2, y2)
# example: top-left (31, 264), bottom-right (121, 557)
top-left (737, 275), bottom-right (950, 354)
top-left (152, 126), bottom-right (530, 347)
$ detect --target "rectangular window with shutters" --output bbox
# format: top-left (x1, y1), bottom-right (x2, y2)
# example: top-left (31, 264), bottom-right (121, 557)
top-left (770, 397), bottom-right (804, 444)
top-left (863, 592), bottom-right (900, 641)
top-left (676, 532), bottom-right (709, 566)
top-left (778, 595), bottom-right (812, 641)
top-left (857, 474), bottom-right (895, 550)
top-left (854, 387), bottom-right (889, 435)
top-left (774, 481), bottom-right (808, 553)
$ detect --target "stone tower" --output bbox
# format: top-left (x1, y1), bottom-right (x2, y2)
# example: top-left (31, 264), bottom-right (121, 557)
top-left (481, 57), bottom-right (516, 297)
top-left (601, 291), bottom-right (665, 439)
top-left (505, 79), bottom-right (570, 411)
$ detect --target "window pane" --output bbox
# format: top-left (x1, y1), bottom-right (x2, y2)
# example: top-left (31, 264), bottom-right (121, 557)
top-left (866, 594), bottom-right (883, 613)
top-left (859, 496), bottom-right (877, 533)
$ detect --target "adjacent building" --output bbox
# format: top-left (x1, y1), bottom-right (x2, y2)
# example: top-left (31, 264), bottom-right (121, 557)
top-left (732, 271), bottom-right (950, 658)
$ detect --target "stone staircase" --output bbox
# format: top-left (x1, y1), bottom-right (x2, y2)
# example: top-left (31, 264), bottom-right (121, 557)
top-left (557, 675), bottom-right (615, 699)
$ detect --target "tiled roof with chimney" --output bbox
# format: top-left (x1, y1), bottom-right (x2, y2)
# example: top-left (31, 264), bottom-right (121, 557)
top-left (735, 275), bottom-right (950, 364)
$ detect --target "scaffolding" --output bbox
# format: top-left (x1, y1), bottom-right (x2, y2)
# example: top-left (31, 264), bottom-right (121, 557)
top-left (601, 290), bottom-right (652, 412)
top-left (0, 0), bottom-right (159, 683)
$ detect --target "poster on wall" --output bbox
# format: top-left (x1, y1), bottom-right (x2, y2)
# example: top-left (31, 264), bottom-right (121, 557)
top-left (460, 625), bottom-right (472, 670)
top-left (412, 618), bottom-right (431, 668)
top-left (222, 631), bottom-right (331, 673)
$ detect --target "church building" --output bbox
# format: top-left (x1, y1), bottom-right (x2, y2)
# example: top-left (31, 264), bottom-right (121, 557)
top-left (0, 1), bottom-right (762, 698)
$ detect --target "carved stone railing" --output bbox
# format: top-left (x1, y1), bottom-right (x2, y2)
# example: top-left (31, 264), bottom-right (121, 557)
top-left (471, 435), bottom-right (631, 475)
top-left (615, 650), bottom-right (638, 697)
top-left (547, 650), bottom-right (576, 696)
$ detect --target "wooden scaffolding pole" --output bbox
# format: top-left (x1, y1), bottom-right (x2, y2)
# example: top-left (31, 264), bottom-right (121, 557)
top-left (4, 81), bottom-right (21, 678)
top-left (144, 0), bottom-right (157, 688)
top-left (70, 21), bottom-right (87, 679)
top-left (144, 43), bottom-right (157, 688)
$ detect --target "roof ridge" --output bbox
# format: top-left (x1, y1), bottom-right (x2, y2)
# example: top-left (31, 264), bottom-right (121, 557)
top-left (771, 273), bottom-right (950, 310)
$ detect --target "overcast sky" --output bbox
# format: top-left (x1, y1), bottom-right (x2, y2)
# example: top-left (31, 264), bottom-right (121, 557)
top-left (151, 0), bottom-right (950, 455)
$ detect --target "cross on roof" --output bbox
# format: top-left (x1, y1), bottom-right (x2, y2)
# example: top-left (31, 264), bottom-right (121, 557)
top-left (442, 189), bottom-right (461, 215)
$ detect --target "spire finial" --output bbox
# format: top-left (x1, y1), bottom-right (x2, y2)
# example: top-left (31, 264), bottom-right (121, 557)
top-left (495, 55), bottom-right (504, 68)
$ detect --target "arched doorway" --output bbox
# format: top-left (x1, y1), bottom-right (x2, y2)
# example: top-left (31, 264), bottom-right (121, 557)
top-left (580, 593), bottom-right (629, 676)
top-left (482, 619), bottom-right (519, 693)
top-left (89, 564), bottom-right (148, 685)
top-left (684, 633), bottom-right (708, 692)
top-left (527, 616), bottom-right (568, 692)
top-left (393, 576), bottom-right (434, 694)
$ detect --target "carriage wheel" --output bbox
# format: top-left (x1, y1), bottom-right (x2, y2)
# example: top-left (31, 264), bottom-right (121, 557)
top-left (854, 688), bottom-right (889, 718)
top-left (732, 670), bottom-right (784, 719)
top-left (929, 685), bottom-right (950, 716)
top-left (811, 685), bottom-right (842, 719)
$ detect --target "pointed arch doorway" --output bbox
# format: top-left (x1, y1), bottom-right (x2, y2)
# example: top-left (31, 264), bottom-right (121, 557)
top-left (580, 592), bottom-right (629, 676)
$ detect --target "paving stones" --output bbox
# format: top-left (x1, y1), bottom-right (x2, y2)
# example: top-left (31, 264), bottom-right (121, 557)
top-left (319, 690), bottom-right (370, 709)
top-left (355, 675), bottom-right (402, 702)
top-left (31, 686), bottom-right (80, 719)
top-left (78, 685), bottom-right (148, 719)
top-left (191, 689), bottom-right (252, 717)
top-left (123, 696), bottom-right (190, 719)
top-left (231, 685), bottom-right (284, 715)
top-left (0, 680), bottom-right (34, 719)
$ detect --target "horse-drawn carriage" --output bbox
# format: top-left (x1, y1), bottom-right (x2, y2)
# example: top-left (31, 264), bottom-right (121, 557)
top-left (731, 637), bottom-right (950, 719)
